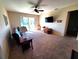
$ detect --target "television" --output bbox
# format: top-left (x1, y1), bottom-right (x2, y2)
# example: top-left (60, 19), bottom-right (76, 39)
top-left (45, 16), bottom-right (54, 22)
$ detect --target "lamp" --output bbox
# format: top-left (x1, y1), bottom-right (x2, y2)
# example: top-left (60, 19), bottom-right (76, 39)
top-left (57, 20), bottom-right (62, 23)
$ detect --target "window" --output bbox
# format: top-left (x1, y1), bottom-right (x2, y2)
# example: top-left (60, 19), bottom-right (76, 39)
top-left (20, 17), bottom-right (35, 31)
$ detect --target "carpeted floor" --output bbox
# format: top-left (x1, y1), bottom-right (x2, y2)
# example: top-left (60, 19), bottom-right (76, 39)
top-left (9, 31), bottom-right (78, 59)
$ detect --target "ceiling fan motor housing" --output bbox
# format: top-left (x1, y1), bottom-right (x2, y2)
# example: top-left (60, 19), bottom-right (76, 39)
top-left (34, 8), bottom-right (39, 13)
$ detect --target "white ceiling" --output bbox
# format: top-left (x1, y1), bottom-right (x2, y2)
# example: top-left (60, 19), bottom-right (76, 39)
top-left (1, 0), bottom-right (78, 15)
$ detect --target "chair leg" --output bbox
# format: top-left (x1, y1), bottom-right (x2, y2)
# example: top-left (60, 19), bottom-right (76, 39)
top-left (30, 39), bottom-right (33, 49)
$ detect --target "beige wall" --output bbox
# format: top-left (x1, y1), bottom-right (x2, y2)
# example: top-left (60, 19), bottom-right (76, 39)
top-left (40, 3), bottom-right (78, 36)
top-left (0, 3), bottom-right (10, 59)
top-left (8, 11), bottom-right (40, 30)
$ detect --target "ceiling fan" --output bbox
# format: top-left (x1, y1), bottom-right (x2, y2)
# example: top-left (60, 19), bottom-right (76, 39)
top-left (28, 0), bottom-right (44, 13)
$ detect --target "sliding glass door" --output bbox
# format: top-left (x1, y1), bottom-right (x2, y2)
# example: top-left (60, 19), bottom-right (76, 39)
top-left (20, 17), bottom-right (35, 31)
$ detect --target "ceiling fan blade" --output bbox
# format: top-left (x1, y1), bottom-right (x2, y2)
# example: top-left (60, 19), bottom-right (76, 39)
top-left (31, 5), bottom-right (35, 8)
top-left (37, 0), bottom-right (42, 5)
top-left (38, 10), bottom-right (44, 12)
top-left (28, 1), bottom-right (36, 5)
top-left (35, 0), bottom-right (42, 8)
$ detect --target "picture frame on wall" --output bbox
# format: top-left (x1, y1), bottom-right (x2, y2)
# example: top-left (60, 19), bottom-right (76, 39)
top-left (3, 15), bottom-right (8, 26)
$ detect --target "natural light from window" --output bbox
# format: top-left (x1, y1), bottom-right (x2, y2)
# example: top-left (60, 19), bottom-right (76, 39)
top-left (20, 17), bottom-right (35, 31)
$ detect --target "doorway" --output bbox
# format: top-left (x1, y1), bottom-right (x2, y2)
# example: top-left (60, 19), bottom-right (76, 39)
top-left (66, 10), bottom-right (78, 37)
